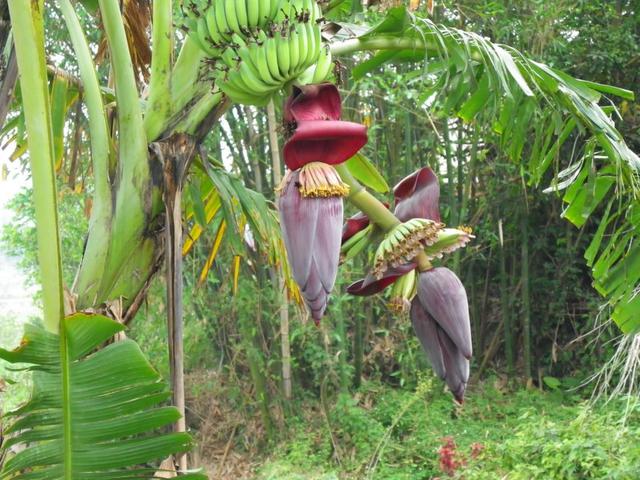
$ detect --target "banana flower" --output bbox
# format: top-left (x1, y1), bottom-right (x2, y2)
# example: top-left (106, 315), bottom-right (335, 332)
top-left (412, 267), bottom-right (472, 403)
top-left (278, 83), bottom-right (367, 323)
top-left (344, 168), bottom-right (474, 401)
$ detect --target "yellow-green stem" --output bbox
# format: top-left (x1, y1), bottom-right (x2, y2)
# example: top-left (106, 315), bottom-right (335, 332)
top-left (145, 0), bottom-right (173, 141)
top-left (330, 36), bottom-right (431, 57)
top-left (335, 163), bottom-right (432, 271)
top-left (8, 0), bottom-right (64, 333)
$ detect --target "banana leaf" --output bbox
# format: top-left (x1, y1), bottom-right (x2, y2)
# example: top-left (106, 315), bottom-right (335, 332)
top-left (0, 313), bottom-right (207, 479)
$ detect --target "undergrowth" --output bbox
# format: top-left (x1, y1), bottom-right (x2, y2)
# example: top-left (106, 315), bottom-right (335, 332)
top-left (253, 376), bottom-right (640, 480)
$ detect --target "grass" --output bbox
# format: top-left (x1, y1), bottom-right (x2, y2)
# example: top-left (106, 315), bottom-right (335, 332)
top-left (253, 375), bottom-right (640, 479)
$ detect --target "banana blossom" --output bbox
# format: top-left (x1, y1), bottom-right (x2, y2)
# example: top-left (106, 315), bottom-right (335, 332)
top-left (345, 168), bottom-right (473, 401)
top-left (278, 83), bottom-right (367, 323)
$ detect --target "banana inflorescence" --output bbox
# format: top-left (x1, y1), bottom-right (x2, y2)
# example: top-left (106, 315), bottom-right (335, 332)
top-left (183, 0), bottom-right (331, 106)
top-left (373, 219), bottom-right (443, 279)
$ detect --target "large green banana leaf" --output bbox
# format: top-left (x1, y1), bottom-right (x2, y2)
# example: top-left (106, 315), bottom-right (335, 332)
top-left (0, 313), bottom-right (207, 479)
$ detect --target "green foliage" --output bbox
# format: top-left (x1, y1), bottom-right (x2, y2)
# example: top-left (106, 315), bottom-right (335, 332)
top-left (345, 4), bottom-right (640, 332)
top-left (0, 314), bottom-right (31, 411)
top-left (463, 404), bottom-right (640, 479)
top-left (1, 187), bottom-right (87, 289)
top-left (255, 380), bottom-right (639, 479)
top-left (0, 313), bottom-right (205, 479)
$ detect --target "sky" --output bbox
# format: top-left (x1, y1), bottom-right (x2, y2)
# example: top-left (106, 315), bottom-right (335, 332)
top-left (0, 149), bottom-right (39, 348)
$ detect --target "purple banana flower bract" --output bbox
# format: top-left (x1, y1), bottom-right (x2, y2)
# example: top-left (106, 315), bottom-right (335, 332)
top-left (417, 267), bottom-right (472, 359)
top-left (279, 170), bottom-right (342, 323)
top-left (283, 120), bottom-right (368, 170)
top-left (393, 167), bottom-right (441, 222)
top-left (411, 298), bottom-right (469, 403)
top-left (347, 262), bottom-right (417, 296)
top-left (284, 83), bottom-right (341, 122)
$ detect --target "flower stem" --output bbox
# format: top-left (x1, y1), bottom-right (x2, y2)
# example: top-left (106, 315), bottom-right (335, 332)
top-left (330, 36), bottom-right (431, 57)
top-left (335, 164), bottom-right (432, 271)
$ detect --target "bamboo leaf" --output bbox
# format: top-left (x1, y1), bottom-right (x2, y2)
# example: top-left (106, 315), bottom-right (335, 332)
top-left (183, 190), bottom-right (222, 256)
top-left (361, 7), bottom-right (412, 38)
top-left (352, 51), bottom-right (399, 80)
top-left (232, 255), bottom-right (241, 295)
top-left (198, 218), bottom-right (226, 286)
top-left (458, 72), bottom-right (489, 122)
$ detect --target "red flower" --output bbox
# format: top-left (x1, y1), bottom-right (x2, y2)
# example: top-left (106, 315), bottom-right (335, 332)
top-left (283, 83), bottom-right (368, 170)
top-left (284, 83), bottom-right (342, 122)
top-left (393, 167), bottom-right (441, 222)
top-left (347, 262), bottom-right (417, 296)
top-left (283, 120), bottom-right (368, 170)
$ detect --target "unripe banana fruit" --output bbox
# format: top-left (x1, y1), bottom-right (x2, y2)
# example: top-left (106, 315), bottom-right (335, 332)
top-left (183, 0), bottom-right (327, 106)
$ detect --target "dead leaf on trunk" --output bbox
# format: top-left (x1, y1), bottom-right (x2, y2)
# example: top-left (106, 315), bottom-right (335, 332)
top-left (96, 0), bottom-right (151, 83)
top-left (155, 456), bottom-right (177, 478)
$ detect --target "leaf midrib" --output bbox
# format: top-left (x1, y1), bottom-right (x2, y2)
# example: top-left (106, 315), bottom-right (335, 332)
top-left (60, 323), bottom-right (73, 480)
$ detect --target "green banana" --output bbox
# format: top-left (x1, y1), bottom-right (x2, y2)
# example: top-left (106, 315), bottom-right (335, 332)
top-left (287, 25), bottom-right (301, 74)
top-left (300, 0), bottom-right (313, 19)
top-left (312, 43), bottom-right (332, 82)
top-left (225, 68), bottom-right (257, 95)
top-left (303, 20), bottom-right (318, 67)
top-left (311, 21), bottom-right (322, 64)
top-left (275, 30), bottom-right (291, 79)
top-left (236, 61), bottom-right (275, 94)
top-left (197, 17), bottom-right (220, 56)
top-left (234, 0), bottom-right (249, 30)
top-left (186, 17), bottom-right (207, 52)
top-left (257, 0), bottom-right (271, 25)
top-left (296, 65), bottom-right (314, 84)
top-left (343, 230), bottom-right (372, 263)
top-left (204, 5), bottom-right (223, 45)
top-left (219, 78), bottom-right (270, 106)
top-left (401, 270), bottom-right (417, 300)
top-left (270, 0), bottom-right (285, 21)
top-left (229, 35), bottom-right (278, 91)
top-left (214, 2), bottom-right (231, 42)
top-left (341, 224), bottom-right (371, 254)
top-left (246, 0), bottom-right (260, 27)
top-left (265, 34), bottom-right (285, 82)
top-left (220, 46), bottom-right (239, 69)
top-left (247, 41), bottom-right (280, 86)
top-left (223, 0), bottom-right (242, 34)
top-left (295, 21), bottom-right (309, 71)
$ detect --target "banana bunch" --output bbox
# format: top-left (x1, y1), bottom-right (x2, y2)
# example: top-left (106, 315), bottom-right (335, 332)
top-left (388, 269), bottom-right (417, 314)
top-left (422, 227), bottom-right (475, 261)
top-left (216, 21), bottom-right (323, 105)
top-left (184, 0), bottom-right (322, 58)
top-left (182, 0), bottom-right (329, 105)
top-left (297, 43), bottom-right (334, 85)
top-left (373, 218), bottom-right (443, 279)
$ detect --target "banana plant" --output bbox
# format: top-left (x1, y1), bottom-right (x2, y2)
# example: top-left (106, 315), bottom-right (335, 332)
top-left (0, 0), bottom-right (639, 475)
